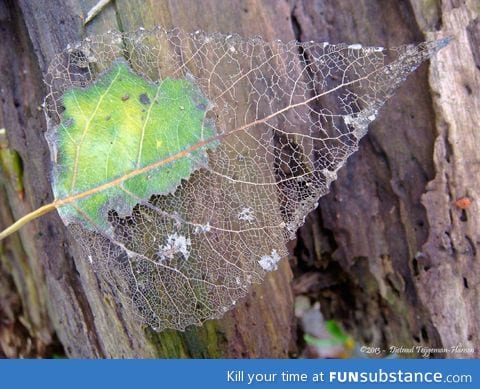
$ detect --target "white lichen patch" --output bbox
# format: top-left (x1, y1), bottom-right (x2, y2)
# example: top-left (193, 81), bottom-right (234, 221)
top-left (258, 249), bottom-right (281, 272)
top-left (365, 46), bottom-right (384, 53)
top-left (194, 223), bottom-right (211, 234)
top-left (322, 168), bottom-right (338, 186)
top-left (158, 233), bottom-right (191, 261)
top-left (343, 108), bottom-right (379, 139)
top-left (348, 43), bottom-right (362, 50)
top-left (344, 114), bottom-right (354, 126)
top-left (286, 222), bottom-right (297, 234)
top-left (238, 206), bottom-right (255, 223)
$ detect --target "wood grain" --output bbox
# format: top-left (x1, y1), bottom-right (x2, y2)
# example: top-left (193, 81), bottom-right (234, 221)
top-left (0, 0), bottom-right (477, 358)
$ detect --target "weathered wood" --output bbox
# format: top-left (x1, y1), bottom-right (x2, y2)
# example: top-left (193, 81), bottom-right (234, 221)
top-left (0, 0), bottom-right (477, 358)
top-left (414, 0), bottom-right (480, 356)
top-left (293, 0), bottom-right (441, 352)
top-left (1, 0), bottom-right (296, 358)
top-left (294, 0), bottom-right (479, 357)
top-left (0, 0), bottom-right (59, 357)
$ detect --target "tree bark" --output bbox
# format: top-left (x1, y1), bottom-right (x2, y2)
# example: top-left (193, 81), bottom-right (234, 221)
top-left (293, 0), bottom-right (479, 357)
top-left (0, 0), bottom-right (478, 358)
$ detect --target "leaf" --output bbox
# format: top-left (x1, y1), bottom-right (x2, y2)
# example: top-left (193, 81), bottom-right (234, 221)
top-left (325, 320), bottom-right (350, 343)
top-left (54, 60), bottom-right (215, 231)
top-left (0, 27), bottom-right (450, 331)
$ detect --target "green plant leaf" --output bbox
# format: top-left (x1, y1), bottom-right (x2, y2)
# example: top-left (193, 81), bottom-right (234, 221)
top-left (325, 320), bottom-right (349, 342)
top-left (54, 60), bottom-right (215, 231)
top-left (304, 333), bottom-right (344, 348)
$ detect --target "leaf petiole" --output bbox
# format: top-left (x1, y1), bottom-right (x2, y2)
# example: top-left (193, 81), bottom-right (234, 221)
top-left (0, 202), bottom-right (57, 241)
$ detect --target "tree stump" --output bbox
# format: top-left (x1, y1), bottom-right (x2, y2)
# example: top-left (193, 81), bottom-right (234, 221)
top-left (0, 0), bottom-right (478, 358)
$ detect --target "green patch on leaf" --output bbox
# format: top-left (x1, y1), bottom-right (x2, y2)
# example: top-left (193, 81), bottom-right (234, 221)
top-left (53, 60), bottom-right (215, 230)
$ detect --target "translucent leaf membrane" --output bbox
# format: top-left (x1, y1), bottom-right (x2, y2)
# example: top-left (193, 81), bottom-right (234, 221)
top-left (44, 27), bottom-right (449, 331)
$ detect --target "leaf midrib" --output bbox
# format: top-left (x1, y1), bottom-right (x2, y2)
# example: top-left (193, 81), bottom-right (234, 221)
top-left (58, 73), bottom-right (371, 206)
top-left (0, 69), bottom-right (376, 242)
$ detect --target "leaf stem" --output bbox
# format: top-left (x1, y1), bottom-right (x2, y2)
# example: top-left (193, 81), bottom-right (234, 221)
top-left (0, 202), bottom-right (57, 241)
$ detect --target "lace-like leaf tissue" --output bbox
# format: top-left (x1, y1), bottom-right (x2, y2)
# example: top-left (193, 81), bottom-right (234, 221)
top-left (36, 27), bottom-right (450, 330)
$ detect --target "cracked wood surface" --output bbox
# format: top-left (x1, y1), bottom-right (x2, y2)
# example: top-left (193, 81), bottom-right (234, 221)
top-left (294, 0), bottom-right (479, 357)
top-left (1, 0), bottom-right (296, 358)
top-left (0, 0), bottom-right (478, 358)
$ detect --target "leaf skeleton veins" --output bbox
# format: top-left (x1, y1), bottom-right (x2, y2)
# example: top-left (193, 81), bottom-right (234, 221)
top-left (0, 26), bottom-right (450, 331)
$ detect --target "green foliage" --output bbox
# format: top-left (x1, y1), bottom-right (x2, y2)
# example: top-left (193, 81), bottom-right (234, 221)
top-left (0, 144), bottom-right (24, 200)
top-left (54, 60), bottom-right (214, 230)
top-left (304, 320), bottom-right (354, 349)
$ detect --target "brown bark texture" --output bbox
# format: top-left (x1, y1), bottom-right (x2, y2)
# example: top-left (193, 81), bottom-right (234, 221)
top-left (0, 0), bottom-right (478, 358)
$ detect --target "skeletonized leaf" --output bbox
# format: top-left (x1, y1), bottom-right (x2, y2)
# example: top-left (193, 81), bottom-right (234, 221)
top-left (40, 27), bottom-right (449, 331)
